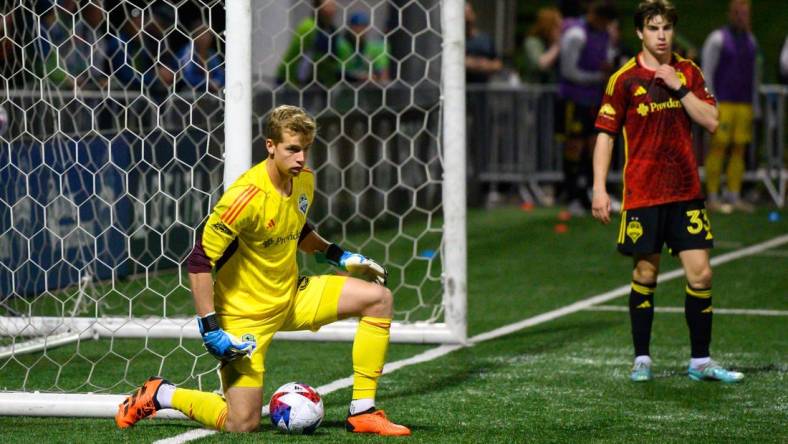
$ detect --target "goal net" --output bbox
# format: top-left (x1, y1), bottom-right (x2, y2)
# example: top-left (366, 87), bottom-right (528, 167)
top-left (0, 0), bottom-right (466, 416)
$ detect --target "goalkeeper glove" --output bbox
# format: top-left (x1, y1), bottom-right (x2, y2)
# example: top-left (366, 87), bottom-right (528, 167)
top-left (197, 312), bottom-right (256, 361)
top-left (324, 243), bottom-right (387, 285)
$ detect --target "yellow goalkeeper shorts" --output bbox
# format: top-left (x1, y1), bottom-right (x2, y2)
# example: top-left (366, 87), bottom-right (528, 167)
top-left (219, 274), bottom-right (347, 389)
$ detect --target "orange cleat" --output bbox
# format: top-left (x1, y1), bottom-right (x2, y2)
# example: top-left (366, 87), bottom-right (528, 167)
top-left (115, 377), bottom-right (165, 429)
top-left (346, 408), bottom-right (411, 436)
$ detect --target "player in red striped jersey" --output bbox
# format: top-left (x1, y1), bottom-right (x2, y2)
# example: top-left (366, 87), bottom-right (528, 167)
top-left (116, 105), bottom-right (410, 435)
top-left (591, 0), bottom-right (743, 384)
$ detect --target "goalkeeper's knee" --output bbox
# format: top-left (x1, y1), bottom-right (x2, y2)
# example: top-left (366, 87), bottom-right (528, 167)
top-left (362, 284), bottom-right (393, 318)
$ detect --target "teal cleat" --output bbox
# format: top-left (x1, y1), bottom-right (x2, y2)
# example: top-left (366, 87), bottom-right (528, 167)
top-left (630, 360), bottom-right (652, 382)
top-left (688, 360), bottom-right (744, 383)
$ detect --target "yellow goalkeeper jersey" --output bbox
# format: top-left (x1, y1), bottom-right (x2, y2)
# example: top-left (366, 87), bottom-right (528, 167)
top-left (200, 160), bottom-right (314, 320)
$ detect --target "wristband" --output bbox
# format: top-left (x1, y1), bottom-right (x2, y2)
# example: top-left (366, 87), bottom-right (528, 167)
top-left (673, 85), bottom-right (690, 99)
top-left (325, 243), bottom-right (345, 264)
top-left (197, 312), bottom-right (220, 333)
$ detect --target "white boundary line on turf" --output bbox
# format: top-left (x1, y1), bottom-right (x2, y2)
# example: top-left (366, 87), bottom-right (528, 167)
top-left (155, 233), bottom-right (788, 444)
top-left (587, 306), bottom-right (788, 316)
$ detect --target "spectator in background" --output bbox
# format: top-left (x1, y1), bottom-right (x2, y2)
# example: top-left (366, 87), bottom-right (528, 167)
top-left (277, 0), bottom-right (348, 88)
top-left (558, 0), bottom-right (617, 215)
top-left (781, 36), bottom-right (788, 84)
top-left (80, 2), bottom-right (110, 89)
top-left (702, 0), bottom-right (759, 212)
top-left (177, 22), bottom-right (225, 93)
top-left (343, 11), bottom-right (390, 84)
top-left (607, 19), bottom-right (635, 69)
top-left (465, 1), bottom-right (502, 84)
top-left (521, 7), bottom-right (562, 84)
top-left (465, 1), bottom-right (505, 207)
top-left (37, 0), bottom-right (79, 88)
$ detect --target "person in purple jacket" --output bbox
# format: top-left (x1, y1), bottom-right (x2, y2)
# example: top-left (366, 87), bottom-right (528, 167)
top-left (701, 0), bottom-right (760, 213)
top-left (558, 0), bottom-right (617, 215)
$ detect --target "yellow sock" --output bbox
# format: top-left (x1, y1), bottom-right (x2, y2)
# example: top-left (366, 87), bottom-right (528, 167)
top-left (352, 316), bottom-right (391, 400)
top-left (704, 143), bottom-right (726, 195)
top-left (171, 388), bottom-right (229, 430)
top-left (726, 144), bottom-right (746, 194)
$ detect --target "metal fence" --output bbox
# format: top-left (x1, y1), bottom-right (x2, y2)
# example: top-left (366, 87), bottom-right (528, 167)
top-left (469, 83), bottom-right (787, 208)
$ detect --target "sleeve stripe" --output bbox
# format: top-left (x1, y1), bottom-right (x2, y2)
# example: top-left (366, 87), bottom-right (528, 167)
top-left (220, 185), bottom-right (255, 221)
top-left (220, 185), bottom-right (259, 225)
top-left (605, 58), bottom-right (636, 96)
top-left (223, 188), bottom-right (260, 225)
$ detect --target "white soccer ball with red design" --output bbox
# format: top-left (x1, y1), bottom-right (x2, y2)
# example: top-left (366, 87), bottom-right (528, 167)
top-left (268, 382), bottom-right (324, 434)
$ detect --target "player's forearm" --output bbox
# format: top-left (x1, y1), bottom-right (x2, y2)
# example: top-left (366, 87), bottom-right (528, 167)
top-left (592, 132), bottom-right (615, 193)
top-left (680, 93), bottom-right (719, 133)
top-left (298, 230), bottom-right (331, 255)
top-left (189, 272), bottom-right (215, 317)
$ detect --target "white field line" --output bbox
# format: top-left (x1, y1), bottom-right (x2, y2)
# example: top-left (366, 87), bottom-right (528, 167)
top-left (155, 233), bottom-right (788, 444)
top-left (587, 306), bottom-right (788, 316)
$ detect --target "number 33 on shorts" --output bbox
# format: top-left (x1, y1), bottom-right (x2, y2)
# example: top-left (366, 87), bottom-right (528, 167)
top-left (686, 209), bottom-right (713, 240)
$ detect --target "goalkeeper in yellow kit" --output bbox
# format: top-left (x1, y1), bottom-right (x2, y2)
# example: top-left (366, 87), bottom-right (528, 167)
top-left (116, 105), bottom-right (410, 436)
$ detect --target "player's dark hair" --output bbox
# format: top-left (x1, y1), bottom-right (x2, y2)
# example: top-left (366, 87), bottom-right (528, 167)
top-left (264, 105), bottom-right (316, 145)
top-left (634, 0), bottom-right (678, 31)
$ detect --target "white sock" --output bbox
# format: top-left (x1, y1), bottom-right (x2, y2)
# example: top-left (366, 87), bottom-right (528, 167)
top-left (634, 355), bottom-right (652, 365)
top-left (349, 398), bottom-right (375, 415)
top-left (155, 382), bottom-right (176, 409)
top-left (690, 357), bottom-right (711, 369)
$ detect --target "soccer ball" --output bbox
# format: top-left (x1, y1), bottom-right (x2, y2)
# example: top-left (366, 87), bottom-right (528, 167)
top-left (268, 382), bottom-right (324, 434)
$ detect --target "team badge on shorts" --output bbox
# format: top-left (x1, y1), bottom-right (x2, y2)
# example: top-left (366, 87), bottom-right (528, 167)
top-left (627, 219), bottom-right (644, 243)
top-left (241, 333), bottom-right (256, 345)
top-left (298, 193), bottom-right (309, 214)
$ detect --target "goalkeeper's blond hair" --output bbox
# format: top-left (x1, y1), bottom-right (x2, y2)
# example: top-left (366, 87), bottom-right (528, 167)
top-left (264, 105), bottom-right (316, 145)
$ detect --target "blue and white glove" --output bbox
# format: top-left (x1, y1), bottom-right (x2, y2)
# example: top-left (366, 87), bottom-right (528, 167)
top-left (325, 244), bottom-right (387, 285)
top-left (197, 312), bottom-right (256, 361)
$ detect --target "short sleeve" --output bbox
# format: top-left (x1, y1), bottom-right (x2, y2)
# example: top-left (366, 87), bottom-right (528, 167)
top-left (687, 62), bottom-right (716, 107)
top-left (595, 72), bottom-right (628, 134)
top-left (201, 184), bottom-right (261, 265)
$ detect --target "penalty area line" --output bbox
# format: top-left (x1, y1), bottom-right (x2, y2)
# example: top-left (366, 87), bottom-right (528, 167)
top-left (155, 233), bottom-right (788, 444)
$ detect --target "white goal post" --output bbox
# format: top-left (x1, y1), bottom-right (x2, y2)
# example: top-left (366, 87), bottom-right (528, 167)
top-left (0, 0), bottom-right (466, 417)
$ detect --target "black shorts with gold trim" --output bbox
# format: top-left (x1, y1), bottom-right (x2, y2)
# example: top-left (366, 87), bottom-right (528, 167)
top-left (617, 199), bottom-right (714, 256)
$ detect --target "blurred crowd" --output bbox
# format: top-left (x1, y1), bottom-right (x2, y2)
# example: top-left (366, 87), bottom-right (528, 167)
top-left (0, 1), bottom-right (224, 98)
top-left (1, 0), bottom-right (786, 210)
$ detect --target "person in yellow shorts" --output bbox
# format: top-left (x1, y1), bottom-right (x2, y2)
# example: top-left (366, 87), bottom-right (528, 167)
top-left (115, 105), bottom-right (410, 436)
top-left (701, 0), bottom-right (759, 212)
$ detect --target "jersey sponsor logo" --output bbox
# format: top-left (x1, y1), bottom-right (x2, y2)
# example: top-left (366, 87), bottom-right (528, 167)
top-left (211, 221), bottom-right (234, 235)
top-left (626, 220), bottom-right (643, 243)
top-left (298, 193), bottom-right (309, 215)
top-left (636, 98), bottom-right (683, 117)
top-left (598, 103), bottom-right (616, 118)
top-left (634, 86), bottom-right (647, 96)
top-left (262, 230), bottom-right (301, 248)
